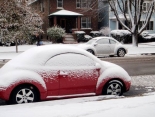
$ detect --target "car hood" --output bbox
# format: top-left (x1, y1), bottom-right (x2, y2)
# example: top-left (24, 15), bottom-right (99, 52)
top-left (76, 43), bottom-right (95, 50)
top-left (99, 61), bottom-right (131, 82)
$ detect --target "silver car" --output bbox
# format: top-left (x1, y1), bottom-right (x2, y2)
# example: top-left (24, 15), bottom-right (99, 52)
top-left (78, 36), bottom-right (128, 57)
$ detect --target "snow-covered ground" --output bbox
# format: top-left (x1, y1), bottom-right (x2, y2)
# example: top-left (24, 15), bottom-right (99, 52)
top-left (0, 92), bottom-right (155, 117)
top-left (0, 42), bottom-right (155, 117)
top-left (0, 42), bottom-right (155, 60)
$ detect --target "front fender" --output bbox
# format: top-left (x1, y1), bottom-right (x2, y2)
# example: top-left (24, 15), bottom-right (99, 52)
top-left (0, 70), bottom-right (47, 100)
top-left (96, 67), bottom-right (131, 95)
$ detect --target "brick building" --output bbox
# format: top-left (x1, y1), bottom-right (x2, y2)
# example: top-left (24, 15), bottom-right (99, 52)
top-left (29, 0), bottom-right (98, 38)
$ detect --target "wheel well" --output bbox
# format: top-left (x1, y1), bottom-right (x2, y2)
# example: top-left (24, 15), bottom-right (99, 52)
top-left (87, 49), bottom-right (95, 55)
top-left (9, 83), bottom-right (40, 101)
top-left (102, 78), bottom-right (126, 93)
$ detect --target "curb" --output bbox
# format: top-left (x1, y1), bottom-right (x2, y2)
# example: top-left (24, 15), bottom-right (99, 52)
top-left (140, 53), bottom-right (155, 55)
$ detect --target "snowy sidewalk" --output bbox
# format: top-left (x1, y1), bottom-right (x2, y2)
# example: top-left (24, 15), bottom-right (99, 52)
top-left (0, 42), bottom-right (155, 60)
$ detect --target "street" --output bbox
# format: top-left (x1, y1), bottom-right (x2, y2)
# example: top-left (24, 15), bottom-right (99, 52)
top-left (0, 56), bottom-right (155, 105)
top-left (101, 56), bottom-right (155, 76)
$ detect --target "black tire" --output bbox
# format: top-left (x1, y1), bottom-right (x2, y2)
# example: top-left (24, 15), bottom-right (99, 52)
top-left (87, 49), bottom-right (94, 55)
top-left (9, 85), bottom-right (39, 104)
top-left (102, 80), bottom-right (123, 96)
top-left (117, 48), bottom-right (125, 57)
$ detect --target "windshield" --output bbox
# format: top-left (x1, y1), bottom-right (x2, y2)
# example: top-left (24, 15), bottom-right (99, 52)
top-left (87, 39), bottom-right (96, 44)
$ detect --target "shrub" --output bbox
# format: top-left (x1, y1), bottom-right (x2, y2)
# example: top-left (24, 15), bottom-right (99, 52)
top-left (110, 30), bottom-right (132, 43)
top-left (47, 25), bottom-right (65, 43)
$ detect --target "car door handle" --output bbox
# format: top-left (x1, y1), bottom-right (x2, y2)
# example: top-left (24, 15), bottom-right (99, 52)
top-left (59, 71), bottom-right (68, 76)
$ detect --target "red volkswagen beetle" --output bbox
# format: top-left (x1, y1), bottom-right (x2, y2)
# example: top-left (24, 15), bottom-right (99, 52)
top-left (0, 45), bottom-right (131, 104)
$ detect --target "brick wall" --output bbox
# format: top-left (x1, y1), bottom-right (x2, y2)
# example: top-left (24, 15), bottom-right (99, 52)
top-left (30, 0), bottom-right (98, 36)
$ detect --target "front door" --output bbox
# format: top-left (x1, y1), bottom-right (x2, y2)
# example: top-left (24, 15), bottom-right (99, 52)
top-left (60, 19), bottom-right (66, 30)
top-left (95, 38), bottom-right (111, 56)
top-left (45, 53), bottom-right (100, 96)
top-left (58, 53), bottom-right (99, 95)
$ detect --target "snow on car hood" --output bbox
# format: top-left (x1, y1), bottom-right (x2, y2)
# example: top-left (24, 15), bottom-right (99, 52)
top-left (76, 43), bottom-right (94, 50)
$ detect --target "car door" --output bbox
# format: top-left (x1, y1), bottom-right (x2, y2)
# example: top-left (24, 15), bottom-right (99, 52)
top-left (95, 38), bottom-right (111, 56)
top-left (46, 53), bottom-right (100, 96)
top-left (109, 39), bottom-right (117, 54)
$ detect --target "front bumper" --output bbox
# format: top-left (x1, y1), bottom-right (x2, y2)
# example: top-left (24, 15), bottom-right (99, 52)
top-left (124, 80), bottom-right (131, 92)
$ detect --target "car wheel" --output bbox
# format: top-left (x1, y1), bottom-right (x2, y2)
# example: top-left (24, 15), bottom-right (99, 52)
top-left (117, 48), bottom-right (125, 57)
top-left (9, 85), bottom-right (39, 104)
top-left (102, 80), bottom-right (123, 96)
top-left (87, 49), bottom-right (94, 55)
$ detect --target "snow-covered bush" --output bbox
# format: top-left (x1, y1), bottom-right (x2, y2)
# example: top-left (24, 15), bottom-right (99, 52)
top-left (99, 27), bottom-right (111, 36)
top-left (110, 30), bottom-right (132, 43)
top-left (90, 31), bottom-right (101, 38)
top-left (47, 25), bottom-right (65, 43)
top-left (84, 35), bottom-right (92, 41)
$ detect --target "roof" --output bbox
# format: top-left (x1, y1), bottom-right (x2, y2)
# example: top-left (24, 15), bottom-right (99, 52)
top-left (49, 10), bottom-right (83, 16)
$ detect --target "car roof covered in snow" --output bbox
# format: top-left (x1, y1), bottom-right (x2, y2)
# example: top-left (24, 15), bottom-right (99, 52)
top-left (3, 45), bottom-right (100, 66)
top-left (91, 36), bottom-right (118, 42)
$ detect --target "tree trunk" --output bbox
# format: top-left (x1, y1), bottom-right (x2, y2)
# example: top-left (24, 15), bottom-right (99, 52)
top-left (15, 38), bottom-right (18, 53)
top-left (132, 33), bottom-right (138, 47)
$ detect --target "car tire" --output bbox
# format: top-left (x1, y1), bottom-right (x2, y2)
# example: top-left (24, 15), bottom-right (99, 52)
top-left (87, 49), bottom-right (94, 55)
top-left (102, 80), bottom-right (123, 96)
top-left (117, 48), bottom-right (125, 57)
top-left (9, 85), bottom-right (39, 104)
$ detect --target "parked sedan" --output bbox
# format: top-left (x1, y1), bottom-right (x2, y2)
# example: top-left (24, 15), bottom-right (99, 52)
top-left (78, 36), bottom-right (128, 57)
top-left (0, 45), bottom-right (131, 104)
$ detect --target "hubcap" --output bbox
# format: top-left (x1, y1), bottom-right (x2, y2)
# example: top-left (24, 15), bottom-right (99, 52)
top-left (119, 50), bottom-right (125, 57)
top-left (16, 88), bottom-right (34, 104)
top-left (107, 83), bottom-right (122, 95)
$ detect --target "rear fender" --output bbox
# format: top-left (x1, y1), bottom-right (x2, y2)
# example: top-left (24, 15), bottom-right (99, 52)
top-left (0, 70), bottom-right (47, 100)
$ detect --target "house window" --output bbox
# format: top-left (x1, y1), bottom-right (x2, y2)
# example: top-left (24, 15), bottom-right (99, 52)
top-left (81, 17), bottom-right (91, 28)
top-left (40, 2), bottom-right (44, 12)
top-left (81, 0), bottom-right (87, 8)
top-left (76, 0), bottom-right (91, 9)
top-left (57, 0), bottom-right (63, 8)
top-left (139, 21), bottom-right (153, 30)
top-left (76, 0), bottom-right (81, 8)
top-left (143, 2), bottom-right (152, 12)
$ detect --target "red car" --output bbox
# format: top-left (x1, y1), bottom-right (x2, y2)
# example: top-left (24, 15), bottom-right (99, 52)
top-left (0, 45), bottom-right (131, 104)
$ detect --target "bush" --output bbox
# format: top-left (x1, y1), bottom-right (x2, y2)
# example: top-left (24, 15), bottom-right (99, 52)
top-left (110, 30), bottom-right (132, 43)
top-left (47, 26), bottom-right (65, 43)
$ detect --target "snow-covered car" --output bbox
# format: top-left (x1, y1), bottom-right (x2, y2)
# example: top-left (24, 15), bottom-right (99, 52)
top-left (0, 45), bottom-right (131, 104)
top-left (78, 36), bottom-right (128, 57)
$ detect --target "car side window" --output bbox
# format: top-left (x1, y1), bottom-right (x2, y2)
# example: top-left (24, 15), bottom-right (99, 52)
top-left (45, 53), bottom-right (96, 67)
top-left (110, 39), bottom-right (116, 44)
top-left (96, 39), bottom-right (109, 44)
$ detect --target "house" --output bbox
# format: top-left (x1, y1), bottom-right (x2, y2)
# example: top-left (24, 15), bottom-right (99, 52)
top-left (99, 0), bottom-right (155, 34)
top-left (29, 0), bottom-right (98, 39)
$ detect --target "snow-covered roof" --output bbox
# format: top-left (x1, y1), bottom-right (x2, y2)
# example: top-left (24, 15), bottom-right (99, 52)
top-left (74, 31), bottom-right (85, 34)
top-left (49, 10), bottom-right (83, 16)
top-left (110, 14), bottom-right (130, 20)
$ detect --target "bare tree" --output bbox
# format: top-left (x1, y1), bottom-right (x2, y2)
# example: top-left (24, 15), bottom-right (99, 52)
top-left (108, 0), bottom-right (155, 47)
top-left (0, 0), bottom-right (43, 52)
